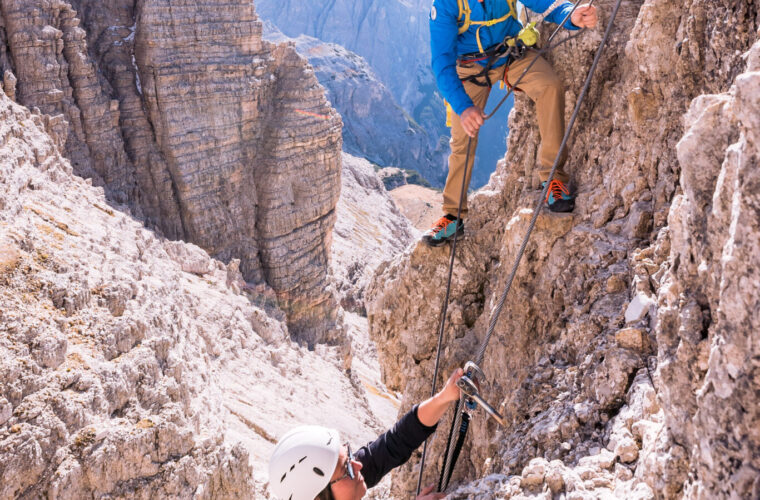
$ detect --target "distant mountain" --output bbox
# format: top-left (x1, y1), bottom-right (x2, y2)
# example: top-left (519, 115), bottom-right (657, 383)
top-left (255, 0), bottom-right (512, 189)
top-left (263, 24), bottom-right (445, 180)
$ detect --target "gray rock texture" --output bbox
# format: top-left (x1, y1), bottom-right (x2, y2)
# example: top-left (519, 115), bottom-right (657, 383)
top-left (0, 91), bottom-right (386, 499)
top-left (263, 24), bottom-right (439, 179)
top-left (366, 1), bottom-right (759, 498)
top-left (0, 0), bottom-right (343, 346)
top-left (332, 153), bottom-right (417, 313)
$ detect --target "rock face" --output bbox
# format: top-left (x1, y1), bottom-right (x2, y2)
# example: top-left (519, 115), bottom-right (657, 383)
top-left (654, 41), bottom-right (760, 498)
top-left (367, 1), bottom-right (759, 498)
top-left (0, 92), bottom-right (385, 499)
top-left (0, 0), bottom-right (343, 345)
top-left (331, 153), bottom-right (417, 313)
top-left (263, 24), bottom-right (439, 178)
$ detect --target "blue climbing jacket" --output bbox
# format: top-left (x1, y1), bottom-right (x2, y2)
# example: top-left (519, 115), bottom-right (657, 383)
top-left (430, 0), bottom-right (579, 115)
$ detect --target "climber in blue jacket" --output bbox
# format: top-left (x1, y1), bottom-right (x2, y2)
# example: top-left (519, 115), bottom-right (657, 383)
top-left (423, 0), bottom-right (598, 247)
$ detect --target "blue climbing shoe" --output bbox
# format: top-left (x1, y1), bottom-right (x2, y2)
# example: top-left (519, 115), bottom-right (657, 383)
top-left (422, 214), bottom-right (464, 247)
top-left (543, 179), bottom-right (575, 213)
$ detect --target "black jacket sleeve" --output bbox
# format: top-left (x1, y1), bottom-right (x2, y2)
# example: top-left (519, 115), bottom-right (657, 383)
top-left (354, 404), bottom-right (438, 488)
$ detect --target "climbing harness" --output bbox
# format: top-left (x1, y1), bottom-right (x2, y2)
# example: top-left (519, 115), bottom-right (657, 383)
top-left (455, 0), bottom-right (519, 53)
top-left (444, 0), bottom-right (569, 121)
top-left (417, 0), bottom-right (623, 494)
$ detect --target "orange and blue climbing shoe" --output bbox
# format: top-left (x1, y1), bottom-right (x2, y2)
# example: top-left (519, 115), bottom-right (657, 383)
top-left (422, 214), bottom-right (464, 247)
top-left (542, 179), bottom-right (575, 213)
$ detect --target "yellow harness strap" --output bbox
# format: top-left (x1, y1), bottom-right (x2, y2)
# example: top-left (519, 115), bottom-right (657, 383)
top-left (456, 0), bottom-right (519, 53)
top-left (446, 0), bottom-right (520, 126)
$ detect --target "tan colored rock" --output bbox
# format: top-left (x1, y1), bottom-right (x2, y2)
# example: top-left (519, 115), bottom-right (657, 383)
top-left (389, 184), bottom-right (443, 232)
top-left (615, 463), bottom-right (633, 482)
top-left (2, 70), bottom-right (16, 101)
top-left (545, 462), bottom-right (565, 494)
top-left (1, 0), bottom-right (346, 345)
top-left (615, 327), bottom-right (647, 351)
top-left (520, 457), bottom-right (548, 487)
top-left (614, 434), bottom-right (639, 464)
top-left (163, 240), bottom-right (213, 276)
top-left (0, 241), bottom-right (20, 275)
top-left (579, 449), bottom-right (616, 470)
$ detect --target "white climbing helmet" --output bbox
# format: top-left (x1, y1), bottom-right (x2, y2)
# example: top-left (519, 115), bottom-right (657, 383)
top-left (269, 425), bottom-right (341, 500)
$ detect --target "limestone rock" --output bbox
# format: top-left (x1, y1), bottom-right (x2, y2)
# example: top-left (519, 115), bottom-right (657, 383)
top-left (0, 240), bottom-right (20, 275)
top-left (2, 70), bottom-right (15, 101)
top-left (331, 153), bottom-right (416, 313)
top-left (135, 0), bottom-right (344, 345)
top-left (0, 88), bottom-right (384, 499)
top-left (1, 0), bottom-right (135, 199)
top-left (653, 35), bottom-right (760, 500)
top-left (520, 457), bottom-right (548, 487)
top-left (366, 1), bottom-right (760, 499)
top-left (615, 327), bottom-right (647, 351)
top-left (163, 241), bottom-right (214, 276)
top-left (0, 0), bottom-right (346, 346)
top-left (625, 292), bottom-right (655, 324)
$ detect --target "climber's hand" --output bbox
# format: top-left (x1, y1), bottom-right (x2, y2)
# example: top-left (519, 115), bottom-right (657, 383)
top-left (460, 106), bottom-right (485, 137)
top-left (440, 367), bottom-right (463, 403)
top-left (571, 4), bottom-right (598, 29)
top-left (416, 484), bottom-right (446, 500)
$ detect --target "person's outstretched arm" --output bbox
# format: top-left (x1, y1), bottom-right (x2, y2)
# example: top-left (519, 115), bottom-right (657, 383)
top-left (353, 368), bottom-right (463, 489)
top-left (418, 368), bottom-right (463, 426)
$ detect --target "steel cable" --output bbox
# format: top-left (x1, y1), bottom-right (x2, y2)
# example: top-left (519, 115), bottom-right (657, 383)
top-left (416, 0), bottom-right (621, 493)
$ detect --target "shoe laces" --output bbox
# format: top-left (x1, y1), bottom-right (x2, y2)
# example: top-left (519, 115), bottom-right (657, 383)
top-left (545, 179), bottom-right (570, 203)
top-left (431, 216), bottom-right (453, 233)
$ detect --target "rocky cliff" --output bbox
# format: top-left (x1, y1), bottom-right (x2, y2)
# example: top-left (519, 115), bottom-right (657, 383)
top-left (0, 84), bottom-right (399, 499)
top-left (367, 1), bottom-right (759, 498)
top-left (332, 153), bottom-right (417, 313)
top-left (263, 25), bottom-right (435, 179)
top-left (0, 0), bottom-right (343, 345)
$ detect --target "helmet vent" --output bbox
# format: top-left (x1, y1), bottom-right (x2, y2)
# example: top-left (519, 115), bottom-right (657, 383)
top-left (326, 437), bottom-right (333, 446)
top-left (313, 467), bottom-right (325, 477)
top-left (299, 456), bottom-right (307, 463)
top-left (280, 473), bottom-right (287, 483)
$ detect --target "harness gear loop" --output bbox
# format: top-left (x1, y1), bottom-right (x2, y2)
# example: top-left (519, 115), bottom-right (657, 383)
top-left (456, 43), bottom-right (524, 92)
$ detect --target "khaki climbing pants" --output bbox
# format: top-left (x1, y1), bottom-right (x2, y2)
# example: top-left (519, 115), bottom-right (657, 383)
top-left (442, 50), bottom-right (569, 218)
